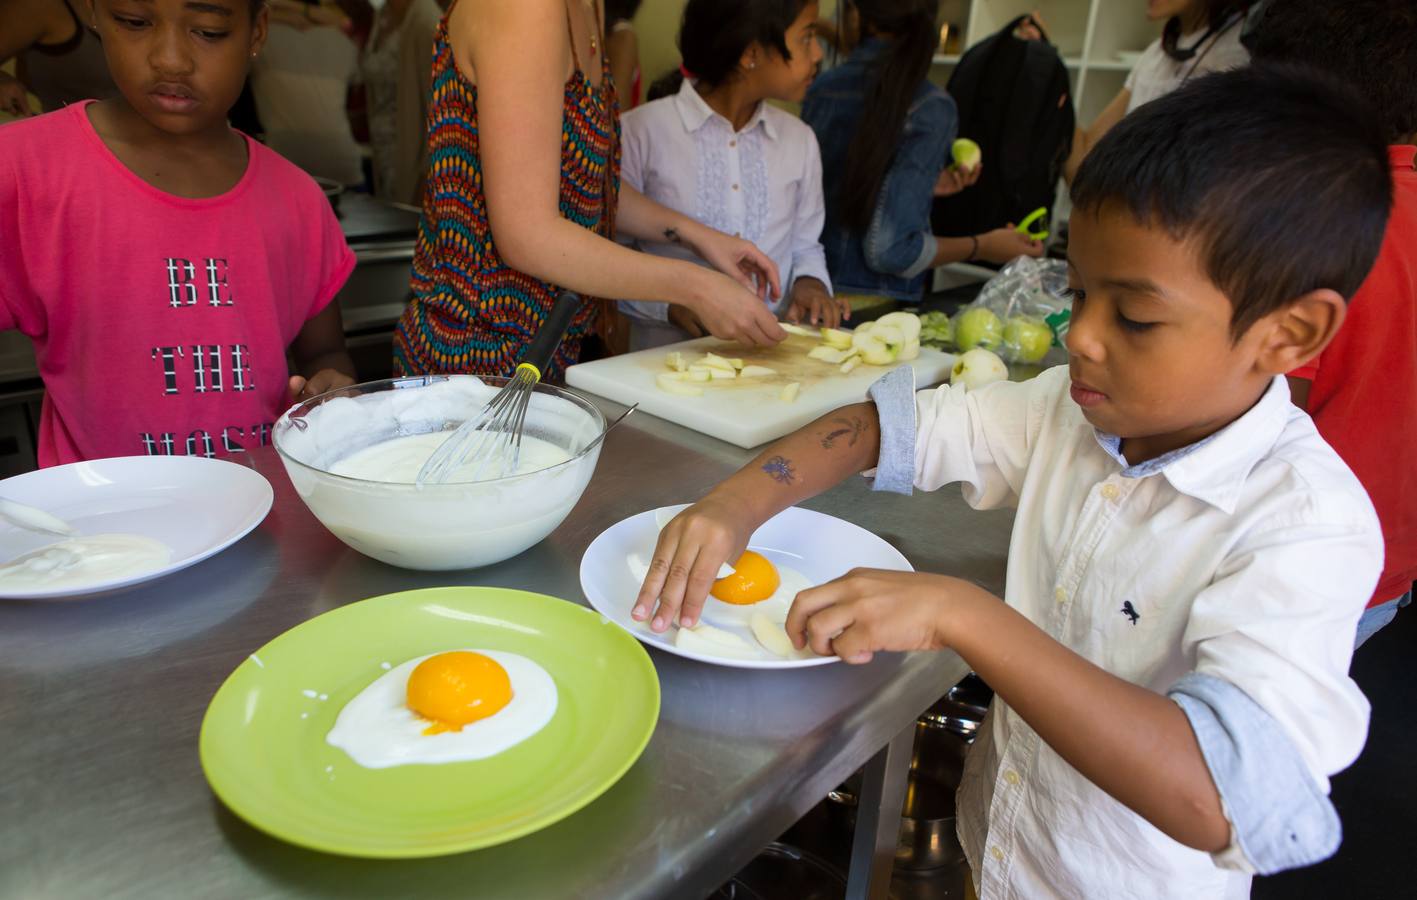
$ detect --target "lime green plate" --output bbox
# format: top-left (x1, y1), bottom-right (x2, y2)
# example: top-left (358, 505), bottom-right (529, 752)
top-left (199, 587), bottom-right (660, 858)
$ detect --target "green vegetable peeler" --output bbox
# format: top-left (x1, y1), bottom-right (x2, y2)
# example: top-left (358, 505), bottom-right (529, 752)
top-left (1016, 207), bottom-right (1050, 242)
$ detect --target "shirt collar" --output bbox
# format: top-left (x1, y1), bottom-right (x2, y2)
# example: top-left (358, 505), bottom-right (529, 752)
top-left (673, 78), bottom-right (776, 140)
top-left (1091, 375), bottom-right (1292, 514)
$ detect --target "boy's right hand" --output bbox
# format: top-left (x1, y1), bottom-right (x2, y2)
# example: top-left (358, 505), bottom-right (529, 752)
top-left (632, 493), bottom-right (758, 632)
top-left (977, 226), bottom-right (1044, 264)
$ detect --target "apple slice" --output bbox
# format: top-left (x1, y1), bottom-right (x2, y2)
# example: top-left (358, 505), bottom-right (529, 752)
top-left (780, 323), bottom-right (817, 338)
top-left (821, 328), bottom-right (854, 350)
top-left (750, 613), bottom-right (798, 658)
top-left (656, 373), bottom-right (704, 396)
top-left (703, 352), bottom-right (743, 371)
top-left (840, 357), bottom-right (861, 375)
top-left (738, 365), bottom-right (778, 378)
top-left (780, 382), bottom-right (801, 402)
top-left (808, 345), bottom-right (855, 364)
top-left (665, 351), bottom-right (685, 371)
top-left (675, 623), bottom-right (764, 660)
top-left (898, 338), bottom-right (920, 362)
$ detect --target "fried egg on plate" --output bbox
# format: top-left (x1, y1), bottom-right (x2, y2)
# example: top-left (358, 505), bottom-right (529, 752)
top-left (326, 649), bottom-right (556, 768)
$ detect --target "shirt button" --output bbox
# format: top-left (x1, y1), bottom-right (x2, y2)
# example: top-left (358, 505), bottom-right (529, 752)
top-left (730, 140), bottom-right (737, 148)
top-left (733, 231), bottom-right (741, 238)
top-left (1054, 586), bottom-right (1067, 604)
top-left (1004, 770), bottom-right (1021, 786)
top-left (990, 845), bottom-right (1005, 862)
top-left (1101, 483), bottom-right (1120, 500)
top-left (732, 183), bottom-right (740, 191)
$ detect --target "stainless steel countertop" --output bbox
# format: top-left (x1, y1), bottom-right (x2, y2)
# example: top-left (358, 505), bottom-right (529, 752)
top-left (0, 399), bottom-right (1015, 899)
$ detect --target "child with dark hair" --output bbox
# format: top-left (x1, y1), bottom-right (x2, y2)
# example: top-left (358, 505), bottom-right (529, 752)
top-left (0, 0), bottom-right (357, 466)
top-left (1246, 0), bottom-right (1417, 645)
top-left (636, 65), bottom-right (1391, 897)
top-left (802, 0), bottom-right (1040, 305)
top-left (618, 0), bottom-right (843, 345)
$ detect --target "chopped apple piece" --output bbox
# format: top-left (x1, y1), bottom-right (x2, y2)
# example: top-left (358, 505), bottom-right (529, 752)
top-left (840, 357), bottom-right (861, 375)
top-left (780, 382), bottom-right (801, 402)
top-left (675, 623), bottom-right (763, 660)
top-left (656, 373), bottom-right (704, 396)
top-left (750, 613), bottom-right (800, 658)
top-left (738, 365), bottom-right (778, 378)
top-left (807, 345), bottom-right (851, 364)
top-left (821, 328), bottom-right (854, 350)
top-left (684, 366), bottom-right (713, 382)
top-left (871, 324), bottom-right (905, 350)
top-left (780, 323), bottom-right (817, 337)
top-left (898, 339), bottom-right (920, 361)
top-left (703, 352), bottom-right (743, 371)
top-left (665, 351), bottom-right (685, 371)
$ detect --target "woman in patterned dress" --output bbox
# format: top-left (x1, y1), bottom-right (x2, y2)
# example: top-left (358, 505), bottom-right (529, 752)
top-left (394, 0), bottom-right (787, 379)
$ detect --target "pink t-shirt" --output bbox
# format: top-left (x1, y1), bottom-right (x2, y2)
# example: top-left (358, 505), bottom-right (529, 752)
top-left (0, 102), bottom-right (355, 467)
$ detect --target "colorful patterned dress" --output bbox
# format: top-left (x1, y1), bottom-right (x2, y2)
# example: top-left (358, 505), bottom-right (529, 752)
top-left (393, 3), bottom-right (621, 379)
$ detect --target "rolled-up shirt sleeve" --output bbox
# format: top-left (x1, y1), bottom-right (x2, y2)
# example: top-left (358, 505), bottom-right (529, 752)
top-left (1171, 502), bottom-right (1379, 873)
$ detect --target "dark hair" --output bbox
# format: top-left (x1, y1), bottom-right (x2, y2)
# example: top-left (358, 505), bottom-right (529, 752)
top-left (673, 0), bottom-right (810, 90)
top-left (1071, 64), bottom-right (1392, 337)
top-left (605, 0), bottom-right (642, 25)
top-left (1246, 0), bottom-right (1417, 144)
top-left (839, 0), bottom-right (939, 234)
top-left (1161, 1), bottom-right (1254, 61)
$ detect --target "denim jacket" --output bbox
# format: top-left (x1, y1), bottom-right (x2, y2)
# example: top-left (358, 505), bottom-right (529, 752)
top-left (803, 39), bottom-right (958, 301)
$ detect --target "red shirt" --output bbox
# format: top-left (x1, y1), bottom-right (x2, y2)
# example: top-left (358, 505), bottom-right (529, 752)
top-left (1292, 145), bottom-right (1417, 606)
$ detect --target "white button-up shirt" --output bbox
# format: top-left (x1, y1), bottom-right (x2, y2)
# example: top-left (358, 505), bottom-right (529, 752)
top-left (874, 365), bottom-right (1378, 899)
top-left (616, 78), bottom-right (831, 324)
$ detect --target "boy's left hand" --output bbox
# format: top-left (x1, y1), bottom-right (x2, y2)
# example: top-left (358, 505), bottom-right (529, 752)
top-left (785, 279), bottom-right (849, 328)
top-left (786, 569), bottom-right (989, 664)
top-left (289, 368), bottom-right (355, 402)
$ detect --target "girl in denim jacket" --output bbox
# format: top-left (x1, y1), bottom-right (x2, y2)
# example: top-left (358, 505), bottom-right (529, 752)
top-left (803, 0), bottom-right (1041, 303)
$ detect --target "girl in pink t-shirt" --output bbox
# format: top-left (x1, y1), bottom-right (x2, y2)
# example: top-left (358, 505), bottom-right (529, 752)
top-left (0, 0), bottom-right (356, 467)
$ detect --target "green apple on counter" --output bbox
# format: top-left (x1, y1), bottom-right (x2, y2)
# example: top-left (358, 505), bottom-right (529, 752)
top-left (1004, 315), bottom-right (1053, 363)
top-left (954, 307), bottom-right (1004, 352)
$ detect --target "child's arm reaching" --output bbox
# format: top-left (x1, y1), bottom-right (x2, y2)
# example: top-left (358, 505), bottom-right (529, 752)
top-left (786, 573), bottom-right (1232, 853)
top-left (287, 303), bottom-right (356, 401)
top-left (634, 402), bottom-right (883, 632)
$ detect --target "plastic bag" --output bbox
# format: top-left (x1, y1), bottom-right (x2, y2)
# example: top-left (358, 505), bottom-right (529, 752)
top-left (955, 257), bottom-right (1071, 363)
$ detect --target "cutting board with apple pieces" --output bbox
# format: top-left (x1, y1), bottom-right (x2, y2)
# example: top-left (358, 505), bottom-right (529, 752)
top-left (566, 313), bottom-right (956, 449)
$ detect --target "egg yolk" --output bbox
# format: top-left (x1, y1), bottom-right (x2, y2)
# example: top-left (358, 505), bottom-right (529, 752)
top-left (709, 550), bottom-right (781, 605)
top-left (406, 651), bottom-right (512, 735)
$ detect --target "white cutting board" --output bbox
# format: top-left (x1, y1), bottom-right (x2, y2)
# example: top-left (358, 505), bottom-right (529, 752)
top-left (566, 333), bottom-right (956, 448)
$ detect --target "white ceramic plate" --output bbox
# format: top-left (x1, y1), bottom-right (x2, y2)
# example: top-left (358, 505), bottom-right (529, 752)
top-left (0, 456), bottom-right (273, 600)
top-left (580, 504), bottom-right (913, 669)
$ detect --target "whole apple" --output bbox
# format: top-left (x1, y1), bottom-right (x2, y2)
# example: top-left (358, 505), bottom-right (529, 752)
top-left (954, 307), bottom-right (1004, 352)
top-left (1004, 315), bottom-right (1053, 363)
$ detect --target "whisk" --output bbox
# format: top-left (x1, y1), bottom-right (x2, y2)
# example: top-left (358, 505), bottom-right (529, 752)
top-left (416, 291), bottom-right (584, 486)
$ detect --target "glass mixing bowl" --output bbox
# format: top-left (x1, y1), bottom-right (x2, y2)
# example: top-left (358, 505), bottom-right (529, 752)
top-left (273, 376), bottom-right (607, 571)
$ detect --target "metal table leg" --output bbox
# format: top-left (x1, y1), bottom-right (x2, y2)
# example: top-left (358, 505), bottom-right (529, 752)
top-left (844, 722), bottom-right (914, 900)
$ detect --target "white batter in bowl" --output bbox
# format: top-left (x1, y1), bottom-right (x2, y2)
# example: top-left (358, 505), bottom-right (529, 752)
top-left (273, 376), bottom-right (607, 570)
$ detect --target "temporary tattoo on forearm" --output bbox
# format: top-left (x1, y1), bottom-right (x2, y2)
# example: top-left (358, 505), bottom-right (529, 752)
top-left (761, 455), bottom-right (797, 484)
top-left (819, 416), bottom-right (865, 450)
top-left (663, 227), bottom-right (682, 245)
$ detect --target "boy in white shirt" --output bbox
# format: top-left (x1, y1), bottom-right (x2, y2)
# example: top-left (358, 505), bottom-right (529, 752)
top-left (633, 65), bottom-right (1393, 898)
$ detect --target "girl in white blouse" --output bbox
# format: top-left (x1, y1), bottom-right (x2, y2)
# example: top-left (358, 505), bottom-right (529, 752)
top-left (617, 0), bottom-right (843, 350)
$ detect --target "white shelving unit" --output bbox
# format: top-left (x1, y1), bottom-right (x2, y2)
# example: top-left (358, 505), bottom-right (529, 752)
top-left (930, 0), bottom-right (1161, 134)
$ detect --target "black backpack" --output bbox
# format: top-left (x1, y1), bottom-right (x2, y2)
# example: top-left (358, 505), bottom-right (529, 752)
top-left (931, 16), bottom-right (1075, 239)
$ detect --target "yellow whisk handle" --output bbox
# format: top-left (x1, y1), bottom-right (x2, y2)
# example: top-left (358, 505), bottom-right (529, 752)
top-left (515, 362), bottom-right (542, 384)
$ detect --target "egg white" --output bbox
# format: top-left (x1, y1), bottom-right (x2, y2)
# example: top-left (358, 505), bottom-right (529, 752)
top-left (326, 649), bottom-right (557, 769)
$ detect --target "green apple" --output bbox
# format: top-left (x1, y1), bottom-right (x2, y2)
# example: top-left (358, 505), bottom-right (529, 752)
top-left (952, 138), bottom-right (982, 173)
top-left (821, 328), bottom-right (854, 350)
top-left (1004, 315), bottom-right (1053, 363)
top-left (954, 307), bottom-right (1004, 351)
top-left (950, 348), bottom-right (1009, 391)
